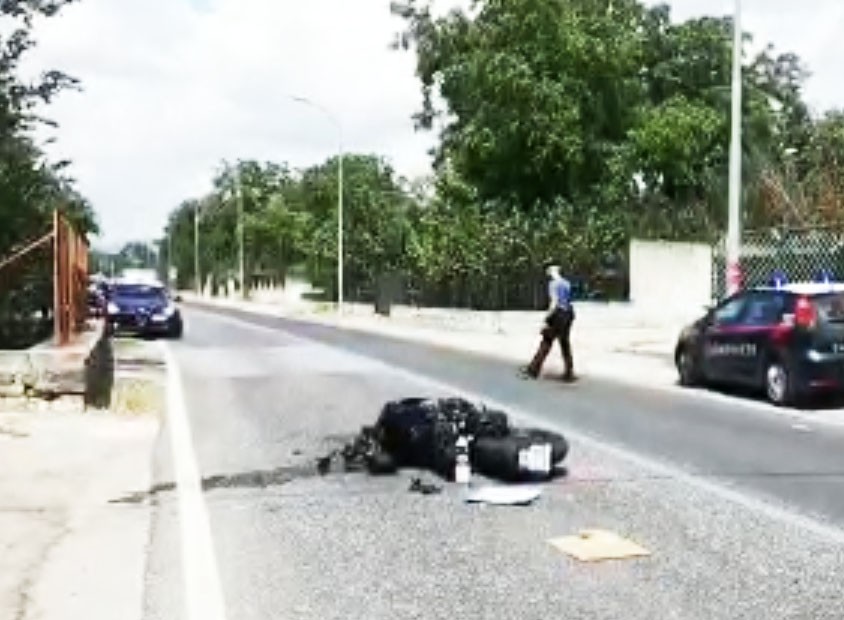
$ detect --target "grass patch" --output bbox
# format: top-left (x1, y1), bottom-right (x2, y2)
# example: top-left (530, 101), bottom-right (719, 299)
top-left (97, 337), bottom-right (166, 417)
top-left (110, 376), bottom-right (164, 417)
top-left (312, 302), bottom-right (336, 314)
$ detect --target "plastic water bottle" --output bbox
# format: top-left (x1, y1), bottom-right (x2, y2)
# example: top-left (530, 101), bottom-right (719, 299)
top-left (454, 435), bottom-right (471, 484)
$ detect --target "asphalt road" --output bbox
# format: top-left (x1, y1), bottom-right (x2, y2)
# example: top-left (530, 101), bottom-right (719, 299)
top-left (142, 307), bottom-right (844, 620)
top-left (190, 302), bottom-right (844, 526)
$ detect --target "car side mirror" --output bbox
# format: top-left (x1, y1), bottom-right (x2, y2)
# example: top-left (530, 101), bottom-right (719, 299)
top-left (173, 294), bottom-right (183, 303)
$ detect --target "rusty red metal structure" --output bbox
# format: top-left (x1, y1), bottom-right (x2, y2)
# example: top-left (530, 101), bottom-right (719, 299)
top-left (0, 210), bottom-right (89, 347)
top-left (52, 210), bottom-right (90, 345)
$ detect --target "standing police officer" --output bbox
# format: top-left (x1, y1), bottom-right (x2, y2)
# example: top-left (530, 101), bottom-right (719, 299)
top-left (521, 262), bottom-right (576, 382)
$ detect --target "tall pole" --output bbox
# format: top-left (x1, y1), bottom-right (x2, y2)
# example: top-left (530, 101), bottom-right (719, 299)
top-left (167, 229), bottom-right (172, 289)
top-left (338, 132), bottom-right (344, 312)
top-left (194, 205), bottom-right (201, 296)
top-left (726, 0), bottom-right (743, 295)
top-left (236, 166), bottom-right (246, 299)
top-left (53, 210), bottom-right (61, 345)
top-left (291, 95), bottom-right (344, 313)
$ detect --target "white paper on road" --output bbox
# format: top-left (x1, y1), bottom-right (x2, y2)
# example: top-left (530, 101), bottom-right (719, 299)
top-left (465, 485), bottom-right (542, 506)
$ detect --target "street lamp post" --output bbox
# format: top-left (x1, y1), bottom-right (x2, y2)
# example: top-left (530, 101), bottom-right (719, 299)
top-left (166, 228), bottom-right (172, 288)
top-left (235, 165), bottom-right (246, 299)
top-left (726, 0), bottom-right (744, 295)
top-left (194, 204), bottom-right (201, 296)
top-left (291, 96), bottom-right (344, 313)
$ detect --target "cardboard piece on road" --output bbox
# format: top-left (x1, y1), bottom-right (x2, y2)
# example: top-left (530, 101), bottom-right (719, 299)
top-left (465, 485), bottom-right (542, 506)
top-left (548, 529), bottom-right (651, 562)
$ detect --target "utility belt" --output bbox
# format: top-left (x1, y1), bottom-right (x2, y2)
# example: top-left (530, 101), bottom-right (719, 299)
top-left (542, 306), bottom-right (574, 339)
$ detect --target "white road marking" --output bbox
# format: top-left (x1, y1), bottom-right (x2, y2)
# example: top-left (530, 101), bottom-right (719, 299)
top-left (791, 423), bottom-right (812, 432)
top-left (162, 343), bottom-right (228, 620)
top-left (193, 308), bottom-right (844, 544)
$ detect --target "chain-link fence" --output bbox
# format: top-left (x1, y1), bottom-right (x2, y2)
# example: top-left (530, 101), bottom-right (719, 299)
top-left (713, 226), bottom-right (844, 299)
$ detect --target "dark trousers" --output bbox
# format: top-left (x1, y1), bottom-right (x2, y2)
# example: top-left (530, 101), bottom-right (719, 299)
top-left (527, 307), bottom-right (574, 378)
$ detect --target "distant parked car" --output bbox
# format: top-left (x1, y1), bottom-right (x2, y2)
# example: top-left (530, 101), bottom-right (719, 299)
top-left (105, 282), bottom-right (183, 339)
top-left (87, 285), bottom-right (106, 318)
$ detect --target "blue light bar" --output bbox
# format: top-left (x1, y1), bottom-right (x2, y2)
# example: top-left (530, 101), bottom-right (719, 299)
top-left (770, 270), bottom-right (788, 289)
top-left (816, 269), bottom-right (834, 284)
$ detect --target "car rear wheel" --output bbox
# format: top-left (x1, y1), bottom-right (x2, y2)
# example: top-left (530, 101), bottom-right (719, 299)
top-left (676, 347), bottom-right (701, 387)
top-left (765, 360), bottom-right (796, 406)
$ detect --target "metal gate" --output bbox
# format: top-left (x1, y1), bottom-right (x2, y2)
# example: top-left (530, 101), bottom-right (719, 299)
top-left (0, 211), bottom-right (89, 347)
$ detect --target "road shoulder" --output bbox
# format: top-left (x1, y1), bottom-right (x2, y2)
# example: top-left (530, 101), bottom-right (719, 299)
top-left (0, 337), bottom-right (163, 620)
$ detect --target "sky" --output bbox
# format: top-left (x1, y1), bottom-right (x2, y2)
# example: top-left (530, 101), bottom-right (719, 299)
top-left (19, 0), bottom-right (844, 250)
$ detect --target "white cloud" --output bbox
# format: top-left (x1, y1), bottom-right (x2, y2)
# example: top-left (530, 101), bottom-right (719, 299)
top-left (24, 0), bottom-right (437, 248)
top-left (19, 0), bottom-right (843, 248)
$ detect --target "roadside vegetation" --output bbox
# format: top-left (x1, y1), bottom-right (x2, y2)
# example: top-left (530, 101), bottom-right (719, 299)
top-left (0, 1), bottom-right (97, 348)
top-left (150, 1), bottom-right (844, 309)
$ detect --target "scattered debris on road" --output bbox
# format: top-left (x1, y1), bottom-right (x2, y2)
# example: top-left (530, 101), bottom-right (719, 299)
top-left (318, 397), bottom-right (569, 485)
top-left (549, 529), bottom-right (651, 562)
top-left (408, 477), bottom-right (442, 495)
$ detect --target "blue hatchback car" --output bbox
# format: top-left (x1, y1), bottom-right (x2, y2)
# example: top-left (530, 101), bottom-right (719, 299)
top-left (106, 282), bottom-right (183, 339)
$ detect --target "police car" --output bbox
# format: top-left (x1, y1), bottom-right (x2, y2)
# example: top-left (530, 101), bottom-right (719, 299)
top-left (675, 279), bottom-right (844, 406)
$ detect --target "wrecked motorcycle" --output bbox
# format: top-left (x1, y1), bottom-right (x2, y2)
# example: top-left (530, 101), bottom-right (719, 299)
top-left (320, 397), bottom-right (568, 483)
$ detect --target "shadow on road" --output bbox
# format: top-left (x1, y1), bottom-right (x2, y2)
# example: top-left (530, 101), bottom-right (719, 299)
top-left (682, 382), bottom-right (844, 412)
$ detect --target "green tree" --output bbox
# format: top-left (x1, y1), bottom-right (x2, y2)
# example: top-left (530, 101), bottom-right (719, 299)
top-left (393, 0), bottom-right (647, 212)
top-left (297, 155), bottom-right (412, 298)
top-left (0, 0), bottom-right (96, 256)
top-left (393, 0), bottom-right (828, 246)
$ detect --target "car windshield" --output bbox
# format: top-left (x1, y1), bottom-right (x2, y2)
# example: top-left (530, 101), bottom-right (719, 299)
top-left (112, 285), bottom-right (166, 301)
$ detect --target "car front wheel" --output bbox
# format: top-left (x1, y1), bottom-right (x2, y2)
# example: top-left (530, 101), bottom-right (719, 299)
top-left (676, 347), bottom-right (701, 387)
top-left (167, 320), bottom-right (183, 339)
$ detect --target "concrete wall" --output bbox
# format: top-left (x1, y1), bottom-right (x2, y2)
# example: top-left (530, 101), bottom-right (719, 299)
top-left (629, 239), bottom-right (713, 320)
top-left (247, 277), bottom-right (312, 305)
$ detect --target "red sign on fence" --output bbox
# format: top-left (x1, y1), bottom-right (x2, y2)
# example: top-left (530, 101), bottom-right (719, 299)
top-left (726, 261), bottom-right (743, 296)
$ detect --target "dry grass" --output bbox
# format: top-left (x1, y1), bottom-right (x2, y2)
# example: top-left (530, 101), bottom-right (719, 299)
top-left (107, 338), bottom-right (166, 417)
top-left (110, 376), bottom-right (165, 418)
